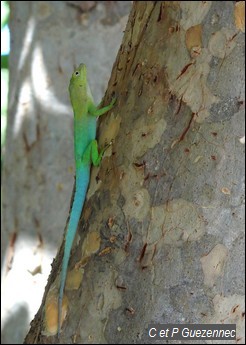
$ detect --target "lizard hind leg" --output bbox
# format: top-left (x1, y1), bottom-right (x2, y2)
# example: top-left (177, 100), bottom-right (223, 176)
top-left (82, 140), bottom-right (111, 167)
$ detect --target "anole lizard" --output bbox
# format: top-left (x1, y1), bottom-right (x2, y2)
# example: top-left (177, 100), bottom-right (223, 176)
top-left (58, 63), bottom-right (115, 336)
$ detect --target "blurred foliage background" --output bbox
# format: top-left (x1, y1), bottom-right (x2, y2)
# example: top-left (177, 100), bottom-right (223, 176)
top-left (1, 1), bottom-right (10, 153)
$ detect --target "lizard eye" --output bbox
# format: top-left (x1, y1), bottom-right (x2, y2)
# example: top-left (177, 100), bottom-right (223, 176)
top-left (75, 71), bottom-right (80, 76)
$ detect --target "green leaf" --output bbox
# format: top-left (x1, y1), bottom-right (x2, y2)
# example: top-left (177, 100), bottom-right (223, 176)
top-left (1, 55), bottom-right (9, 69)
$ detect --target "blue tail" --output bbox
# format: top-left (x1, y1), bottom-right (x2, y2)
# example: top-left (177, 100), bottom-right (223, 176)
top-left (58, 167), bottom-right (90, 336)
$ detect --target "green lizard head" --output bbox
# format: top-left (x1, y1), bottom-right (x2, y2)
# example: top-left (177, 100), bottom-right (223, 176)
top-left (69, 63), bottom-right (87, 108)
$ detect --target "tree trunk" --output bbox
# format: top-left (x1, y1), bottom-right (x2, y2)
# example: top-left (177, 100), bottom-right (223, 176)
top-left (25, 1), bottom-right (244, 343)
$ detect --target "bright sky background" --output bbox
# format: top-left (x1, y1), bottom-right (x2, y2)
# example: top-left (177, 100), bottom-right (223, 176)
top-left (1, 25), bottom-right (10, 55)
top-left (1, 24), bottom-right (10, 146)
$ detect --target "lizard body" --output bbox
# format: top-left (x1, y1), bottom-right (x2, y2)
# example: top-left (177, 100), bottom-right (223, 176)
top-left (58, 63), bottom-right (115, 336)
